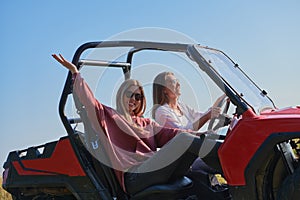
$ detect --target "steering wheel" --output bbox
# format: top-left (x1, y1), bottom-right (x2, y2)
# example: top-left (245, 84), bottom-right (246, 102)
top-left (208, 95), bottom-right (232, 131)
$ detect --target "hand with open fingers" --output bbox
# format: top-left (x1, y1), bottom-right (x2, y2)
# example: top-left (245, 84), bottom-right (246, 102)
top-left (52, 54), bottom-right (79, 74)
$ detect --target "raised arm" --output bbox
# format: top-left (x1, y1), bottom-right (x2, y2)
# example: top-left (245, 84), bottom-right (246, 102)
top-left (52, 53), bottom-right (102, 118)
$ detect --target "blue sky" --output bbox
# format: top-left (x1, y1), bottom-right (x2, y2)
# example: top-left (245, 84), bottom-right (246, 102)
top-left (1, 1), bottom-right (300, 167)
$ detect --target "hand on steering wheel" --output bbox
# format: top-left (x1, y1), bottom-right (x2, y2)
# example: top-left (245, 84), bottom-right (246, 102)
top-left (208, 94), bottom-right (232, 131)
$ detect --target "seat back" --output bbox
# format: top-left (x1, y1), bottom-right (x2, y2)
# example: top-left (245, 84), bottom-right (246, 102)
top-left (73, 132), bottom-right (127, 199)
top-left (73, 93), bottom-right (128, 199)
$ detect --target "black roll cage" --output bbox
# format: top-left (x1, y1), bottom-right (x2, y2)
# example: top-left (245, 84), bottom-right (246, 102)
top-left (58, 40), bottom-right (248, 138)
top-left (56, 40), bottom-right (249, 198)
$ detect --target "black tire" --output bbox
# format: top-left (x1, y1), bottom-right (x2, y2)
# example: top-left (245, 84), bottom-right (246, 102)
top-left (277, 166), bottom-right (300, 200)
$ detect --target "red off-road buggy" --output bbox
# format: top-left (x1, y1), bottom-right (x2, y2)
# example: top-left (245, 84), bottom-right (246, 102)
top-left (2, 41), bottom-right (300, 199)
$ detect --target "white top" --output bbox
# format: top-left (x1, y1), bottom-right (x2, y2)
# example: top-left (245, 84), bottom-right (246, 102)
top-left (154, 101), bottom-right (209, 131)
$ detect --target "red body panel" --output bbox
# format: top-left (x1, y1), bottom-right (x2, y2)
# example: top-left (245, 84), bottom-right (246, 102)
top-left (12, 138), bottom-right (86, 176)
top-left (218, 107), bottom-right (300, 186)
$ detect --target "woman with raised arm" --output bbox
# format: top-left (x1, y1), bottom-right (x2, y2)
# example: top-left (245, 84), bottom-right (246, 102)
top-left (52, 54), bottom-right (211, 195)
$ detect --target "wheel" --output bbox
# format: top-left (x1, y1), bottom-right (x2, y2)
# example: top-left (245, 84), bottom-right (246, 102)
top-left (230, 143), bottom-right (298, 200)
top-left (277, 166), bottom-right (300, 200)
top-left (259, 143), bottom-right (299, 200)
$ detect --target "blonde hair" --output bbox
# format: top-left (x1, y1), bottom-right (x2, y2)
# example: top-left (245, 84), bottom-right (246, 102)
top-left (116, 79), bottom-right (146, 122)
top-left (152, 71), bottom-right (174, 118)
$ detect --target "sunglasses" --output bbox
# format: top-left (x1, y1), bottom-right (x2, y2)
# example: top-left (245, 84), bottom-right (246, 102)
top-left (125, 91), bottom-right (144, 101)
top-left (167, 78), bottom-right (179, 85)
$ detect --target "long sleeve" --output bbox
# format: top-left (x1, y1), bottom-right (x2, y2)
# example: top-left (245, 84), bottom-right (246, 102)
top-left (72, 73), bottom-right (103, 113)
top-left (151, 120), bottom-right (180, 147)
top-left (154, 102), bottom-right (208, 131)
top-left (181, 102), bottom-right (205, 124)
top-left (72, 72), bottom-right (109, 137)
top-left (155, 105), bottom-right (188, 129)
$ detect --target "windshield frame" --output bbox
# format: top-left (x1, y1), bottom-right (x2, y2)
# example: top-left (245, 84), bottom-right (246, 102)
top-left (189, 44), bottom-right (276, 114)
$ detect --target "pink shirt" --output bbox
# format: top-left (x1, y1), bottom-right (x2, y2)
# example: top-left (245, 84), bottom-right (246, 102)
top-left (73, 73), bottom-right (180, 191)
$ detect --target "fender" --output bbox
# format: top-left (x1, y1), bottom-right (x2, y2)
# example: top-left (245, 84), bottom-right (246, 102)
top-left (11, 137), bottom-right (86, 176)
top-left (218, 112), bottom-right (300, 186)
top-left (243, 131), bottom-right (300, 196)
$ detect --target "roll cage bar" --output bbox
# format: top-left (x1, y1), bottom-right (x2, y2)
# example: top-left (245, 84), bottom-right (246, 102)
top-left (58, 40), bottom-right (248, 138)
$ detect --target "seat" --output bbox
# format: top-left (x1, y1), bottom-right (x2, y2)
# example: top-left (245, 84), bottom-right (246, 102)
top-left (73, 132), bottom-right (193, 200)
top-left (131, 176), bottom-right (193, 200)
